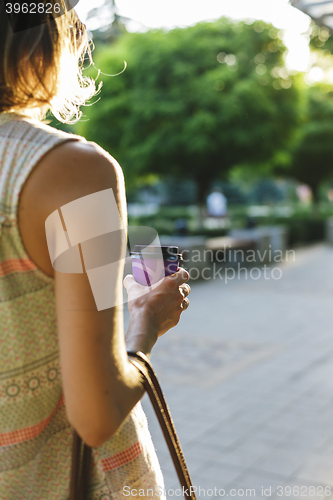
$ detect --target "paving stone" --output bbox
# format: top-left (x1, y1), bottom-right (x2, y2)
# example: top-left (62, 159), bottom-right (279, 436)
top-left (251, 448), bottom-right (307, 477)
top-left (132, 244), bottom-right (333, 490)
top-left (293, 455), bottom-right (333, 486)
top-left (284, 426), bottom-right (333, 449)
top-left (209, 445), bottom-right (270, 469)
top-left (189, 462), bottom-right (246, 490)
top-left (230, 469), bottom-right (290, 498)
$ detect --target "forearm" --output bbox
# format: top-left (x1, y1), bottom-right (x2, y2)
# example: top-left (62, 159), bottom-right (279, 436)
top-left (109, 309), bottom-right (158, 416)
top-left (70, 309), bottom-right (157, 447)
top-left (125, 308), bottom-right (158, 357)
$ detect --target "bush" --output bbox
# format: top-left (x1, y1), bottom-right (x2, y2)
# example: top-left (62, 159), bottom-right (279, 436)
top-left (284, 217), bottom-right (325, 246)
top-left (128, 205), bottom-right (327, 245)
top-left (252, 214), bottom-right (325, 246)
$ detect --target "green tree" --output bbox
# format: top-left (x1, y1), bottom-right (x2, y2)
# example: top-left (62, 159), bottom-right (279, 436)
top-left (290, 85), bottom-right (333, 204)
top-left (79, 18), bottom-right (301, 206)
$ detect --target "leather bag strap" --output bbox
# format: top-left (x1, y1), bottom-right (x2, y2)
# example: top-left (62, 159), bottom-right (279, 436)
top-left (127, 351), bottom-right (197, 500)
top-left (69, 429), bottom-right (92, 500)
top-left (69, 351), bottom-right (197, 500)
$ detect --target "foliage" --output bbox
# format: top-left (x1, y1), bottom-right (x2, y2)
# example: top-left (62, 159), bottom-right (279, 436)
top-left (127, 202), bottom-right (327, 244)
top-left (288, 85), bottom-right (333, 200)
top-left (78, 18), bottom-right (302, 204)
top-left (309, 23), bottom-right (333, 53)
top-left (249, 179), bottom-right (284, 204)
top-left (255, 214), bottom-right (325, 247)
top-left (286, 217), bottom-right (326, 246)
top-left (155, 178), bottom-right (197, 206)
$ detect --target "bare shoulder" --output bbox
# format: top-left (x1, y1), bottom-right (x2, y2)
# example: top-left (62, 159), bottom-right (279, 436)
top-left (18, 139), bottom-right (126, 277)
top-left (33, 140), bottom-right (124, 206)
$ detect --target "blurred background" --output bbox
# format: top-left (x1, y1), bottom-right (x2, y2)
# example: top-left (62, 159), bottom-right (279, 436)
top-left (57, 1), bottom-right (333, 498)
top-left (53, 0), bottom-right (333, 248)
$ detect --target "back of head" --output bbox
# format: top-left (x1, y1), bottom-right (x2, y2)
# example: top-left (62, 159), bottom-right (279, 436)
top-left (0, 0), bottom-right (98, 122)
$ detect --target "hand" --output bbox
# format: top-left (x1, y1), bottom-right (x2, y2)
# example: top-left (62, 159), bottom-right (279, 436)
top-left (124, 268), bottom-right (191, 339)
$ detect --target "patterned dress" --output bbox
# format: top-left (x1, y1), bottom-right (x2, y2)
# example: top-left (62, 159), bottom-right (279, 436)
top-left (0, 112), bottom-right (165, 500)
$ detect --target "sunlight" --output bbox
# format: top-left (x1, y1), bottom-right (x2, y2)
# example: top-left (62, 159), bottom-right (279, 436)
top-left (284, 31), bottom-right (311, 71)
top-left (75, 0), bottom-right (313, 72)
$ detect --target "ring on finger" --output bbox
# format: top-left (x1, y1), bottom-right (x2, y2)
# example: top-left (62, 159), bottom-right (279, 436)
top-left (181, 297), bottom-right (189, 310)
top-left (180, 283), bottom-right (191, 298)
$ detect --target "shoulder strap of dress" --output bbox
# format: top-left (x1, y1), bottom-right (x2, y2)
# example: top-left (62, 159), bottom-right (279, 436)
top-left (0, 113), bottom-right (85, 217)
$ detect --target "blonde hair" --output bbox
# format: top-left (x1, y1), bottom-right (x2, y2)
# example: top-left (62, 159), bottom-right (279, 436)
top-left (0, 0), bottom-right (99, 123)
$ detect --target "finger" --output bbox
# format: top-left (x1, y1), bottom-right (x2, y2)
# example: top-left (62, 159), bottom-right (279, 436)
top-left (123, 274), bottom-right (136, 289)
top-left (180, 283), bottom-right (191, 298)
top-left (171, 268), bottom-right (189, 285)
top-left (180, 297), bottom-right (190, 311)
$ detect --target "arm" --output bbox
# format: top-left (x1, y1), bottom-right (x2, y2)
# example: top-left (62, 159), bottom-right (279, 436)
top-left (18, 140), bottom-right (189, 448)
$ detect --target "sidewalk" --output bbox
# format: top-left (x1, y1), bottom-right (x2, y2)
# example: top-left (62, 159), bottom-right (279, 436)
top-left (124, 243), bottom-right (333, 500)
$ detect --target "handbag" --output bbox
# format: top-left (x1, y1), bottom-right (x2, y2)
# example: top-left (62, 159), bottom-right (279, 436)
top-left (69, 351), bottom-right (197, 500)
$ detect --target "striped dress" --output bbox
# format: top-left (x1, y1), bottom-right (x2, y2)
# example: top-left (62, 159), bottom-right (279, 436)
top-left (0, 112), bottom-right (165, 500)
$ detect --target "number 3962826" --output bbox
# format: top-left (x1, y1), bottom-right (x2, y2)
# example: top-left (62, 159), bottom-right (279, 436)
top-left (5, 3), bottom-right (61, 14)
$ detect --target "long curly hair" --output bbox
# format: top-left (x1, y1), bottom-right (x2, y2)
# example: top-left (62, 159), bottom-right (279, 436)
top-left (0, 0), bottom-right (99, 122)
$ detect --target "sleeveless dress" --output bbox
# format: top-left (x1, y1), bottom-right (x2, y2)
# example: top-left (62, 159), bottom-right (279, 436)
top-left (0, 112), bottom-right (165, 500)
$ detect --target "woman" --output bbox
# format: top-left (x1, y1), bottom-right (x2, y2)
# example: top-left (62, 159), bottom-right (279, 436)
top-left (0, 3), bottom-right (190, 499)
